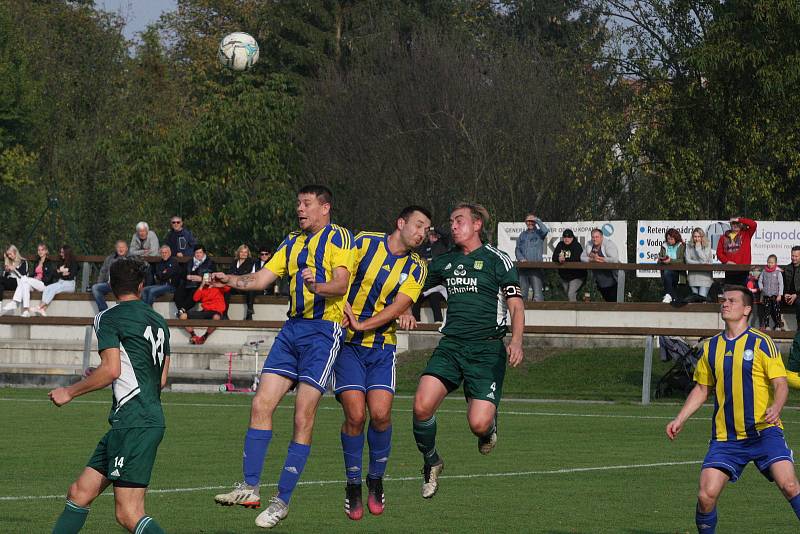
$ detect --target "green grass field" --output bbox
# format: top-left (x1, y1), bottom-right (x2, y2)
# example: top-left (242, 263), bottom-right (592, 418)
top-left (2, 347), bottom-right (800, 533)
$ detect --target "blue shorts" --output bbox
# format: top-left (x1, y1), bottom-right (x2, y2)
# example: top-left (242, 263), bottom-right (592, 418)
top-left (332, 343), bottom-right (396, 395)
top-left (702, 426), bottom-right (794, 482)
top-left (261, 318), bottom-right (344, 393)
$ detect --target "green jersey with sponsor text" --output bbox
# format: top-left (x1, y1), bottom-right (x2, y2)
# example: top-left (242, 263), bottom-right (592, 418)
top-left (424, 244), bottom-right (520, 340)
top-left (94, 299), bottom-right (170, 429)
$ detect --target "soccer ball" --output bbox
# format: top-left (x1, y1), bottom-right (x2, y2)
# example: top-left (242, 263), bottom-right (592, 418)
top-left (218, 32), bottom-right (259, 71)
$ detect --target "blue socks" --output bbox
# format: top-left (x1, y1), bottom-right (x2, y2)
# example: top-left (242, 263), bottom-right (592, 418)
top-left (277, 441), bottom-right (311, 504)
top-left (367, 424), bottom-right (392, 479)
top-left (341, 432), bottom-right (364, 484)
top-left (790, 493), bottom-right (800, 519)
top-left (695, 505), bottom-right (717, 533)
top-left (243, 428), bottom-right (272, 486)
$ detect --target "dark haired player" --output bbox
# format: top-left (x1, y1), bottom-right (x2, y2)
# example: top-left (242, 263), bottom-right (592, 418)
top-left (336, 206), bottom-right (431, 519)
top-left (666, 285), bottom-right (800, 533)
top-left (49, 258), bottom-right (170, 534)
top-left (411, 202), bottom-right (525, 499)
top-left (212, 184), bottom-right (354, 529)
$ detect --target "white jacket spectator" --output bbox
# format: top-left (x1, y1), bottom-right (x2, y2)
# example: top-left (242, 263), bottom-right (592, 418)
top-left (129, 222), bottom-right (160, 256)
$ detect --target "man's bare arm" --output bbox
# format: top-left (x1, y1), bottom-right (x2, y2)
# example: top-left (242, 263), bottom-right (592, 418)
top-left (212, 268), bottom-right (278, 292)
top-left (302, 266), bottom-right (350, 297)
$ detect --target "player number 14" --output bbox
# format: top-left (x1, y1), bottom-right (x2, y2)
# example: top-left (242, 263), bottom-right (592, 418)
top-left (143, 326), bottom-right (165, 366)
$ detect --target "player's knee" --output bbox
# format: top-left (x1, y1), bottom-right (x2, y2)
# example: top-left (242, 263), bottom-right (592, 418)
top-left (778, 477), bottom-right (800, 499)
top-left (294, 411), bottom-right (316, 435)
top-left (468, 416), bottom-right (493, 437)
top-left (696, 489), bottom-right (718, 511)
top-left (370, 410), bottom-right (391, 431)
top-left (413, 398), bottom-right (434, 421)
top-left (114, 506), bottom-right (140, 531)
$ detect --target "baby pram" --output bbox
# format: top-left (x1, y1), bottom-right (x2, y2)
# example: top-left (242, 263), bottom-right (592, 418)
top-left (655, 336), bottom-right (702, 398)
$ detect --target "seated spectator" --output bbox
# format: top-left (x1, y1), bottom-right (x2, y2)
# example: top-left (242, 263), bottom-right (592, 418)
top-left (717, 216), bottom-right (757, 286)
top-left (783, 245), bottom-right (800, 328)
top-left (685, 227), bottom-right (713, 299)
top-left (580, 228), bottom-right (620, 302)
top-left (758, 254), bottom-right (784, 330)
top-left (163, 215), bottom-right (196, 258)
top-left (173, 243), bottom-right (216, 317)
top-left (412, 228), bottom-right (448, 323)
top-left (515, 212), bottom-right (549, 301)
top-left (35, 245), bottom-right (79, 316)
top-left (1, 244), bottom-right (28, 295)
top-left (552, 229), bottom-right (586, 302)
top-left (657, 229), bottom-right (686, 304)
top-left (92, 240), bottom-right (129, 312)
top-left (180, 275), bottom-right (229, 344)
top-left (129, 221), bottom-right (160, 257)
top-left (226, 244), bottom-right (256, 320)
top-left (253, 246), bottom-right (278, 295)
top-left (141, 245), bottom-right (181, 306)
top-left (4, 243), bottom-right (53, 317)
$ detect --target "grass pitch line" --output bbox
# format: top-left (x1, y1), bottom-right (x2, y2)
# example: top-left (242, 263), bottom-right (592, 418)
top-left (0, 460), bottom-right (698, 502)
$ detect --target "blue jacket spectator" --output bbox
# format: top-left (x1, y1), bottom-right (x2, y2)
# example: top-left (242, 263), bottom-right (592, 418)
top-left (163, 216), bottom-right (197, 258)
top-left (515, 213), bottom-right (550, 301)
top-left (141, 245), bottom-right (181, 306)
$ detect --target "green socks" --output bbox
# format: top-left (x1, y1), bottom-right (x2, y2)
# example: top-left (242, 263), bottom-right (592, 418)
top-left (52, 500), bottom-right (89, 534)
top-left (134, 516), bottom-right (165, 534)
top-left (413, 415), bottom-right (442, 466)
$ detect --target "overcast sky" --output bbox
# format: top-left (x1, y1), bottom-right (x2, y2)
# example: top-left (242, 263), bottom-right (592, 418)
top-left (97, 0), bottom-right (178, 40)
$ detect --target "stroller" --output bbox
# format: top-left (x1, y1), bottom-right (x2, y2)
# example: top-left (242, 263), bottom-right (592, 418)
top-left (655, 336), bottom-right (703, 399)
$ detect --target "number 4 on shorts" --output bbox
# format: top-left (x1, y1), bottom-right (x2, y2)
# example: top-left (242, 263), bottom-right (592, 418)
top-left (487, 382), bottom-right (496, 400)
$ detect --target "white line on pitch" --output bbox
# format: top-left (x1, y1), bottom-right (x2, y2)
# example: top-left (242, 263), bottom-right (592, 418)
top-left (0, 460), bottom-right (698, 502)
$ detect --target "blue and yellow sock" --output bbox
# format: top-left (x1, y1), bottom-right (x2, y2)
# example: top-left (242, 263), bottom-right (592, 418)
top-left (367, 424), bottom-right (392, 479)
top-left (277, 441), bottom-right (311, 504)
top-left (242, 428), bottom-right (272, 486)
top-left (789, 493), bottom-right (800, 519)
top-left (52, 499), bottom-right (89, 534)
top-left (695, 505), bottom-right (717, 533)
top-left (134, 516), bottom-right (165, 534)
top-left (341, 432), bottom-right (364, 484)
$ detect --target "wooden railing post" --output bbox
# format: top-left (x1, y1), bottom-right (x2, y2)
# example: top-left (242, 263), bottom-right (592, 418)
top-left (642, 335), bottom-right (654, 405)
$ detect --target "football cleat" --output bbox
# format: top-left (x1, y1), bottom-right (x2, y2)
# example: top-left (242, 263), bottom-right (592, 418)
top-left (366, 476), bottom-right (385, 515)
top-left (214, 482), bottom-right (260, 508)
top-left (344, 483), bottom-right (363, 520)
top-left (421, 461), bottom-right (444, 499)
top-left (255, 496), bottom-right (289, 529)
top-left (478, 416), bottom-right (498, 455)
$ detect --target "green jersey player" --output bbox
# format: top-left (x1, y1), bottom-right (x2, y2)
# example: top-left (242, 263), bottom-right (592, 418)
top-left (412, 202), bottom-right (525, 499)
top-left (49, 258), bottom-right (170, 534)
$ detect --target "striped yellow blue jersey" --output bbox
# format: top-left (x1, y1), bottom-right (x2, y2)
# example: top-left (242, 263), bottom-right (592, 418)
top-left (266, 224), bottom-right (355, 323)
top-left (346, 232), bottom-right (427, 348)
top-left (693, 328), bottom-right (787, 441)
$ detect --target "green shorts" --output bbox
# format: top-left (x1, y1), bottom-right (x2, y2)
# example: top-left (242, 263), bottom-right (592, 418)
top-left (87, 427), bottom-right (165, 487)
top-left (422, 336), bottom-right (506, 406)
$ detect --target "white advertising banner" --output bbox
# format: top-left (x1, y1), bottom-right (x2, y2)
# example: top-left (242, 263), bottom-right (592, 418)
top-left (497, 221), bottom-right (628, 263)
top-left (636, 220), bottom-right (800, 277)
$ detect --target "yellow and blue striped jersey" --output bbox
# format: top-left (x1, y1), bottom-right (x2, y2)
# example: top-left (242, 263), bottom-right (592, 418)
top-left (694, 328), bottom-right (787, 441)
top-left (346, 232), bottom-right (427, 348)
top-left (266, 224), bottom-right (355, 323)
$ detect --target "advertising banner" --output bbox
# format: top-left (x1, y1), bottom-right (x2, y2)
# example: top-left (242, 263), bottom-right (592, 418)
top-left (498, 221), bottom-right (628, 263)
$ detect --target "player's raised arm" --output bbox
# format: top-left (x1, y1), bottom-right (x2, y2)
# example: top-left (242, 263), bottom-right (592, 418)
top-left (346, 293), bottom-right (416, 332)
top-left (48, 347), bottom-right (122, 407)
top-left (213, 267), bottom-right (277, 292)
top-left (665, 383), bottom-right (709, 440)
top-left (302, 265), bottom-right (350, 297)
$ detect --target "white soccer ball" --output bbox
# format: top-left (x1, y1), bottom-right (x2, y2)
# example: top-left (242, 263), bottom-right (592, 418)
top-left (218, 32), bottom-right (259, 71)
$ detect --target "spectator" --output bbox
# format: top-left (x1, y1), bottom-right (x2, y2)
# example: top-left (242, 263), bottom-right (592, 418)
top-left (253, 246), bottom-right (278, 296)
top-left (173, 243), bottom-right (216, 317)
top-left (91, 240), bottom-right (129, 312)
top-left (758, 254), bottom-right (784, 330)
top-left (783, 246), bottom-right (800, 328)
top-left (412, 228), bottom-right (448, 323)
top-left (3, 243), bottom-right (53, 317)
top-left (746, 268), bottom-right (762, 326)
top-left (685, 227), bottom-right (713, 299)
top-left (657, 229), bottom-right (686, 304)
top-left (515, 212), bottom-right (549, 301)
top-left (163, 215), bottom-right (196, 258)
top-left (180, 275), bottom-right (229, 344)
top-left (35, 244), bottom-right (78, 316)
top-left (581, 228), bottom-right (620, 302)
top-left (226, 244), bottom-right (256, 320)
top-left (129, 221), bottom-right (160, 257)
top-left (141, 245), bottom-right (181, 306)
top-left (717, 216), bottom-right (757, 286)
top-left (551, 229), bottom-right (586, 302)
top-left (1, 244), bottom-right (28, 295)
